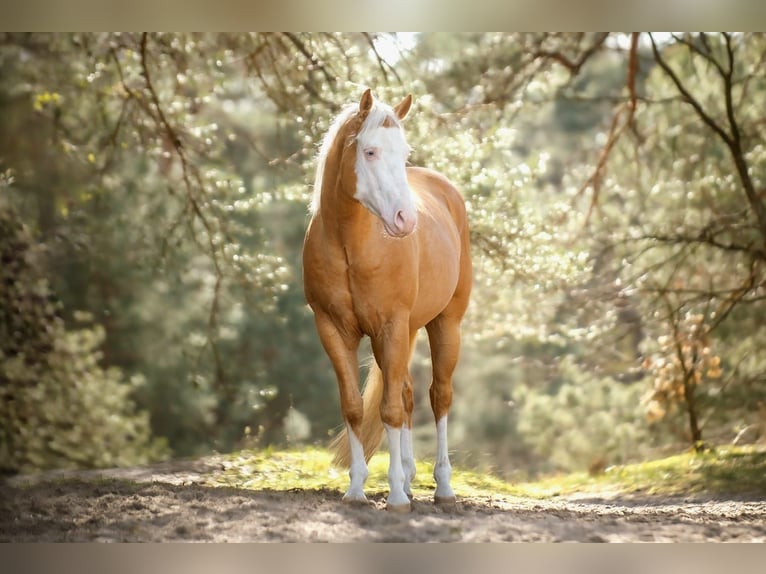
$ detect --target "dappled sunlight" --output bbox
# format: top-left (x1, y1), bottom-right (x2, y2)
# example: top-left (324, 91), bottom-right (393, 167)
top-left (206, 445), bottom-right (766, 500)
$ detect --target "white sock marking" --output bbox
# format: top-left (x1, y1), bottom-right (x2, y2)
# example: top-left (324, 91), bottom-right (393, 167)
top-left (434, 416), bottom-right (455, 500)
top-left (400, 425), bottom-right (416, 496)
top-left (384, 424), bottom-right (410, 507)
top-left (343, 423), bottom-right (368, 502)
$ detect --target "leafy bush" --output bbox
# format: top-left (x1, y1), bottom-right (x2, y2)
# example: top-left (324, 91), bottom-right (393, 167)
top-left (0, 201), bottom-right (168, 473)
top-left (513, 357), bottom-right (662, 474)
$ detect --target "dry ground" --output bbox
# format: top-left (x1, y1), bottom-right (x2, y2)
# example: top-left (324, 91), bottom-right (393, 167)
top-left (2, 457), bottom-right (765, 542)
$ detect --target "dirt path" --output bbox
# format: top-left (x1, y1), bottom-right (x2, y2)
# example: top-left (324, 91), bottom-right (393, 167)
top-left (2, 458), bottom-right (765, 542)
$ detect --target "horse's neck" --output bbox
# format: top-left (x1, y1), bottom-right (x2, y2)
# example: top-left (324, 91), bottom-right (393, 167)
top-left (317, 163), bottom-right (375, 248)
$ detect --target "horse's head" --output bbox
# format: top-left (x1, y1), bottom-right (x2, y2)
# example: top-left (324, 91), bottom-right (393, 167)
top-left (348, 89), bottom-right (417, 238)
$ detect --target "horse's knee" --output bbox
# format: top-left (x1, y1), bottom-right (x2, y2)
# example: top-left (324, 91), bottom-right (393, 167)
top-left (402, 376), bottom-right (414, 413)
top-left (342, 394), bottom-right (364, 429)
top-left (380, 396), bottom-right (405, 429)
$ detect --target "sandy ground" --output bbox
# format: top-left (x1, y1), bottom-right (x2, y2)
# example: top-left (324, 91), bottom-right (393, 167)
top-left (2, 457), bottom-right (765, 542)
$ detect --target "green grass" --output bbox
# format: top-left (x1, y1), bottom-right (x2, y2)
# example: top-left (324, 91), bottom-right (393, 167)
top-left (206, 444), bottom-right (766, 500)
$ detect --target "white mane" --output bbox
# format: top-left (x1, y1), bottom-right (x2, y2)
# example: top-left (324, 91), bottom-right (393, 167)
top-left (310, 98), bottom-right (402, 214)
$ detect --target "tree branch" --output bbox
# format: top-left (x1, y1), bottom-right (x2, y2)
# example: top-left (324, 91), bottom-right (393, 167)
top-left (650, 33), bottom-right (766, 255)
top-left (649, 33), bottom-right (733, 147)
top-left (362, 32), bottom-right (403, 85)
top-left (534, 32), bottom-right (610, 75)
top-left (281, 32), bottom-right (336, 86)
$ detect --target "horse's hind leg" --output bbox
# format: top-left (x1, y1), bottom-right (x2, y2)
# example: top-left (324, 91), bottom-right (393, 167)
top-left (425, 313), bottom-right (463, 505)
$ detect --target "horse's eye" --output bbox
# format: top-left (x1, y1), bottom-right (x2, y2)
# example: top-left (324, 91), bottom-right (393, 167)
top-left (364, 148), bottom-right (377, 159)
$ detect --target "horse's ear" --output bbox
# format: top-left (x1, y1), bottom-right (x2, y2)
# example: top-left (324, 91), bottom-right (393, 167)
top-left (393, 94), bottom-right (412, 121)
top-left (359, 88), bottom-right (373, 116)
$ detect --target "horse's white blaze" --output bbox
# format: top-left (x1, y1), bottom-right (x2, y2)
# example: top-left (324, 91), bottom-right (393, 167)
top-left (354, 112), bottom-right (416, 237)
top-left (343, 423), bottom-right (369, 502)
top-left (384, 424), bottom-right (411, 507)
top-left (400, 425), bottom-right (416, 496)
top-left (433, 416), bottom-right (455, 500)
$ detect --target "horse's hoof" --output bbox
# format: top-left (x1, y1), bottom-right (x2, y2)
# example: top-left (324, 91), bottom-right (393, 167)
top-left (386, 502), bottom-right (412, 513)
top-left (342, 494), bottom-right (368, 506)
top-left (434, 495), bottom-right (457, 506)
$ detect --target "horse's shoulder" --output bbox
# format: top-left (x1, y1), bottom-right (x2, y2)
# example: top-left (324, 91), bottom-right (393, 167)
top-left (407, 166), bottom-right (461, 198)
top-left (406, 166), bottom-right (467, 224)
top-left (303, 217), bottom-right (347, 279)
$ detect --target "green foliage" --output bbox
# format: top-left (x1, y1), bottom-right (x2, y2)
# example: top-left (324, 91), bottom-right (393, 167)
top-left (0, 200), bottom-right (168, 473)
top-left (512, 357), bottom-right (661, 474)
top-left (208, 446), bottom-right (539, 499)
top-left (530, 445), bottom-right (766, 498)
top-left (206, 445), bottom-right (766, 500)
top-left (582, 33), bottom-right (766, 449)
top-left (3, 32), bottom-right (766, 476)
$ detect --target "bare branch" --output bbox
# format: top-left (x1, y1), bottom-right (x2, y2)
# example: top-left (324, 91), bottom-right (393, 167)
top-left (637, 231), bottom-right (759, 259)
top-left (650, 33), bottom-right (766, 254)
top-left (649, 34), bottom-right (733, 147)
top-left (534, 32), bottom-right (610, 75)
top-left (362, 33), bottom-right (403, 85)
top-left (572, 33), bottom-right (643, 228)
top-left (282, 32), bottom-right (336, 86)
top-left (626, 32), bottom-right (640, 121)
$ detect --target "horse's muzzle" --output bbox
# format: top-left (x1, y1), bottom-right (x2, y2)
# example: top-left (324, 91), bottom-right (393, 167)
top-left (386, 209), bottom-right (417, 237)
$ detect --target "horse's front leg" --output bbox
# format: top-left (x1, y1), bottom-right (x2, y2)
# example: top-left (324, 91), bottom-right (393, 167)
top-left (312, 311), bottom-right (366, 503)
top-left (372, 319), bottom-right (413, 512)
top-left (400, 372), bottom-right (416, 500)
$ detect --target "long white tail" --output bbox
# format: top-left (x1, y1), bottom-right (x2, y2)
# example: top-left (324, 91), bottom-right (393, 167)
top-left (330, 362), bottom-right (385, 468)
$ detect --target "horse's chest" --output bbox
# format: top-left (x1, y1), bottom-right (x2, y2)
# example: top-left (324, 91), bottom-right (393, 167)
top-left (346, 262), bottom-right (415, 328)
top-left (304, 253), bottom-right (401, 334)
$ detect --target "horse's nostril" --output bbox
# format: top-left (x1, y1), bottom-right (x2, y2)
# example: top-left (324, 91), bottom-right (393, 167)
top-left (392, 210), bottom-right (416, 236)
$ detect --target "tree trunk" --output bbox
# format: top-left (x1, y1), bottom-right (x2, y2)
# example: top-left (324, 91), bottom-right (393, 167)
top-left (682, 369), bottom-right (704, 451)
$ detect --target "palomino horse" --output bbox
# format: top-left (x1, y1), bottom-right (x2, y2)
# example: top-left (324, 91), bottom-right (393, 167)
top-left (302, 89), bottom-right (472, 511)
